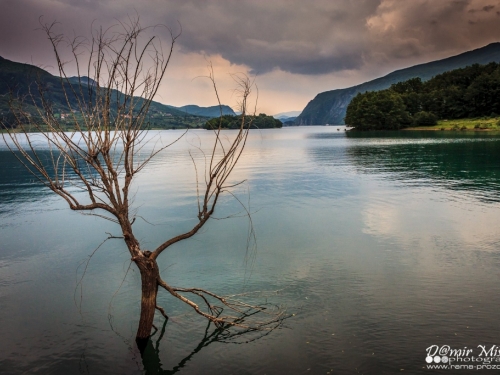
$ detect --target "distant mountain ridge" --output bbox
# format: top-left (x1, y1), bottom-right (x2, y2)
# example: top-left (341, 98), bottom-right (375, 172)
top-left (65, 77), bottom-right (235, 118)
top-left (0, 56), bottom-right (234, 127)
top-left (273, 110), bottom-right (301, 120)
top-left (295, 42), bottom-right (500, 125)
top-left (177, 104), bottom-right (235, 117)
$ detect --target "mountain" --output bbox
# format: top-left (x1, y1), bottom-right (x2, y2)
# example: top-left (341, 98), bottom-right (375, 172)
top-left (295, 42), bottom-right (500, 125)
top-left (0, 56), bottom-right (75, 114)
top-left (273, 111), bottom-right (301, 125)
top-left (177, 104), bottom-right (235, 118)
top-left (67, 76), bottom-right (98, 87)
top-left (65, 78), bottom-right (235, 118)
top-left (273, 110), bottom-right (302, 120)
top-left (0, 56), bottom-right (231, 128)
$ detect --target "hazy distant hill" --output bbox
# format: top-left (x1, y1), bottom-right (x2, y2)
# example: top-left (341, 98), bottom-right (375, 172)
top-left (273, 116), bottom-right (296, 126)
top-left (178, 104), bottom-right (235, 118)
top-left (273, 110), bottom-right (301, 120)
top-left (271, 111), bottom-right (300, 125)
top-left (65, 77), bottom-right (236, 118)
top-left (295, 42), bottom-right (500, 125)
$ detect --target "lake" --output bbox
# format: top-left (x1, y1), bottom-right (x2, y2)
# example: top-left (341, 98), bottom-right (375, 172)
top-left (1, 127), bottom-right (500, 374)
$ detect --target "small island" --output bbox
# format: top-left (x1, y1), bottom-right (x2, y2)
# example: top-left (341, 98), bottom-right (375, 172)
top-left (204, 113), bottom-right (282, 130)
top-left (345, 62), bottom-right (500, 131)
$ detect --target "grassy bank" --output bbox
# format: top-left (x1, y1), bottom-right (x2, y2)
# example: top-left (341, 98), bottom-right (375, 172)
top-left (406, 118), bottom-right (500, 131)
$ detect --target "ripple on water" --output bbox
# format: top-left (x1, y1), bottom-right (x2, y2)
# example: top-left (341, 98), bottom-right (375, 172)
top-left (1, 129), bottom-right (500, 374)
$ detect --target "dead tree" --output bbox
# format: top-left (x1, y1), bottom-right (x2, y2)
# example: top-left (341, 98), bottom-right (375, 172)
top-left (1, 20), bottom-right (282, 348)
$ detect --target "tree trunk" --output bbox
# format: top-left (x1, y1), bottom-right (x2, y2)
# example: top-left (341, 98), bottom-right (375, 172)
top-left (135, 254), bottom-right (160, 350)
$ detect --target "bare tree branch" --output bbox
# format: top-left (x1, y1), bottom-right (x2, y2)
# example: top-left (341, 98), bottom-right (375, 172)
top-left (1, 18), bottom-right (281, 347)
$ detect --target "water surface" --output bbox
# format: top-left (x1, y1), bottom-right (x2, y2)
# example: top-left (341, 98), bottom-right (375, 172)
top-left (1, 127), bottom-right (500, 374)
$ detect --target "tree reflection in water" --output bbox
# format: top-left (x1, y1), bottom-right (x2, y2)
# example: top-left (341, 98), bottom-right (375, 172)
top-left (141, 310), bottom-right (287, 374)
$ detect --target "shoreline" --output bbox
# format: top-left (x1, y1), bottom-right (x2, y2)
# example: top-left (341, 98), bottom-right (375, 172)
top-left (349, 117), bottom-right (500, 132)
top-left (403, 127), bottom-right (500, 132)
top-left (406, 117), bottom-right (500, 132)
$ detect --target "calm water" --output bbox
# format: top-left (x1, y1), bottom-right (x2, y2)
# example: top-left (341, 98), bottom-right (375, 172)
top-left (1, 127), bottom-right (500, 374)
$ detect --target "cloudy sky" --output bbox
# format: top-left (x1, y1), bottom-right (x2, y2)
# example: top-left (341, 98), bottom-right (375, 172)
top-left (2, 0), bottom-right (500, 115)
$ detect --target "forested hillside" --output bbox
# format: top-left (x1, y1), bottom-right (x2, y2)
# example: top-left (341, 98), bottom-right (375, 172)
top-left (205, 114), bottom-right (282, 129)
top-left (345, 63), bottom-right (500, 130)
top-left (0, 56), bottom-right (223, 129)
top-left (295, 43), bottom-right (500, 125)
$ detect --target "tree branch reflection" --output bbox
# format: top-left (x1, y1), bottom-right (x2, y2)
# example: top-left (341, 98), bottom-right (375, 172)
top-left (141, 308), bottom-right (288, 374)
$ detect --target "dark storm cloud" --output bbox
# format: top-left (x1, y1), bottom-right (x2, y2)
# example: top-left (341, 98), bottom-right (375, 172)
top-left (364, 0), bottom-right (500, 66)
top-left (0, 0), bottom-right (107, 71)
top-left (2, 0), bottom-right (500, 76)
top-left (469, 4), bottom-right (496, 12)
top-left (144, 0), bottom-right (500, 75)
top-left (156, 0), bottom-right (383, 75)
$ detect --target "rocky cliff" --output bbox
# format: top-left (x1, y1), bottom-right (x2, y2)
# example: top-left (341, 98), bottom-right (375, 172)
top-left (295, 42), bottom-right (500, 125)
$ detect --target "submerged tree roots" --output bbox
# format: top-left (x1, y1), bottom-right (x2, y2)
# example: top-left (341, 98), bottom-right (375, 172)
top-left (134, 251), bottom-right (285, 349)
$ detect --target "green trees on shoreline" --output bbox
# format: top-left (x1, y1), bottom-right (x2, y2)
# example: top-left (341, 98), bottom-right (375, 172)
top-left (205, 113), bottom-right (282, 130)
top-left (345, 62), bottom-right (500, 130)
